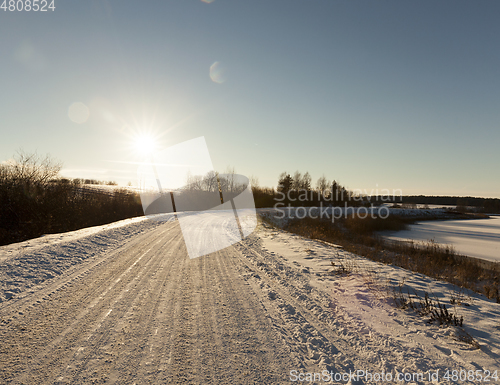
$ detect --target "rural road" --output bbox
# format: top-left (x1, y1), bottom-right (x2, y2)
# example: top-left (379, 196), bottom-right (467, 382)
top-left (2, 217), bottom-right (495, 384)
top-left (0, 220), bottom-right (351, 384)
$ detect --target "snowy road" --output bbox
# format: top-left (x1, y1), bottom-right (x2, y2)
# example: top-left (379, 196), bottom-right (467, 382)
top-left (0, 221), bottom-right (296, 383)
top-left (1, 218), bottom-right (499, 384)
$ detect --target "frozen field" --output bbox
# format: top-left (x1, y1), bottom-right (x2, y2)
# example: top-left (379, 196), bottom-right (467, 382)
top-left (383, 216), bottom-right (500, 263)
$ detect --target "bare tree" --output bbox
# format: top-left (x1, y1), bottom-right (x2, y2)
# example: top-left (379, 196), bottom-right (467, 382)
top-left (316, 175), bottom-right (330, 193)
top-left (302, 172), bottom-right (312, 191)
top-left (185, 171), bottom-right (203, 191)
top-left (6, 150), bottom-right (62, 187)
top-left (249, 175), bottom-right (259, 190)
top-left (292, 171), bottom-right (302, 190)
top-left (291, 170), bottom-right (312, 190)
top-left (224, 166), bottom-right (237, 192)
top-left (202, 170), bottom-right (219, 192)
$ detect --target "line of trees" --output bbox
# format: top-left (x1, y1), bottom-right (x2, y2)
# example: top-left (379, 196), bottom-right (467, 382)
top-left (3, 150), bottom-right (498, 247)
top-left (185, 168), bottom-right (246, 196)
top-left (0, 151), bottom-right (143, 246)
top-left (182, 170), bottom-right (279, 209)
top-left (227, 171), bottom-right (366, 208)
top-left (275, 171), bottom-right (364, 207)
top-left (72, 178), bottom-right (118, 186)
top-left (370, 195), bottom-right (500, 213)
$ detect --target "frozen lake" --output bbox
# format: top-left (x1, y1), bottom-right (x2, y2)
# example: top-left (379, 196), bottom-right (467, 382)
top-left (382, 216), bottom-right (500, 263)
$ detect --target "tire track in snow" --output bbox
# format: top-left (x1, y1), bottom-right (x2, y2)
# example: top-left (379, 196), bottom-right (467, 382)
top-left (1, 223), bottom-right (176, 384)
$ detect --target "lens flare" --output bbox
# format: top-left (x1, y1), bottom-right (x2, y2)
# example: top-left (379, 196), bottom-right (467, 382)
top-left (210, 61), bottom-right (227, 84)
top-left (68, 102), bottom-right (90, 124)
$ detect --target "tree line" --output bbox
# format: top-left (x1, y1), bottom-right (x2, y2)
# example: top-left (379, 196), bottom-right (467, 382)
top-left (370, 195), bottom-right (500, 213)
top-left (0, 151), bottom-right (143, 246)
top-left (275, 171), bottom-right (361, 206)
top-left (2, 150), bottom-right (498, 247)
top-left (245, 171), bottom-right (365, 208)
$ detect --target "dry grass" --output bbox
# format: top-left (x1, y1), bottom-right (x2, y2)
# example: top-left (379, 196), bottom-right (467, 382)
top-left (284, 216), bottom-right (500, 302)
top-left (328, 251), bottom-right (359, 276)
top-left (391, 282), bottom-right (480, 348)
top-left (393, 283), bottom-right (463, 326)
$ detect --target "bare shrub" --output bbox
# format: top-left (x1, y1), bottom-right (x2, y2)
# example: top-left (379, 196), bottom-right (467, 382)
top-left (329, 252), bottom-right (358, 276)
top-left (393, 285), bottom-right (463, 326)
top-left (391, 284), bottom-right (481, 348)
top-left (0, 151), bottom-right (143, 246)
top-left (3, 150), bottom-right (62, 186)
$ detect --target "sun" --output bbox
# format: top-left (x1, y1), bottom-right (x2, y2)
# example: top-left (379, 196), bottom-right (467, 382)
top-left (134, 134), bottom-right (158, 156)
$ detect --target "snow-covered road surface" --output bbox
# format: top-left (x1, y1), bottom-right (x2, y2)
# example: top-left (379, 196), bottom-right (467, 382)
top-left (0, 218), bottom-right (499, 384)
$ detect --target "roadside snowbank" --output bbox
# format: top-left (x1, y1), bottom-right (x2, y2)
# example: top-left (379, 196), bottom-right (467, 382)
top-left (254, 221), bottom-right (500, 376)
top-left (0, 216), bottom-right (164, 303)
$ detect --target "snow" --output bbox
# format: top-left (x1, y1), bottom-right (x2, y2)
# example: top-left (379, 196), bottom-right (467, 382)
top-left (1, 212), bottom-right (499, 381)
top-left (382, 217), bottom-right (500, 263)
top-left (256, 220), bottom-right (500, 377)
top-left (0, 216), bottom-right (164, 303)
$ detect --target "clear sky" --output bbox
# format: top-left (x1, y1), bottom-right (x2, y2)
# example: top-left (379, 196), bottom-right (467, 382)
top-left (1, 0), bottom-right (499, 197)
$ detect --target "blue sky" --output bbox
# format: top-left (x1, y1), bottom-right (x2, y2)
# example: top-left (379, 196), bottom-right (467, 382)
top-left (1, 0), bottom-right (499, 197)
